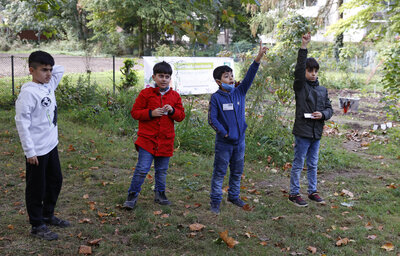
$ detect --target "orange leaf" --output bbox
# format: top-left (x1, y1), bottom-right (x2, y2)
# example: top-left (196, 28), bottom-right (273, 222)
top-left (307, 246), bottom-right (317, 254)
top-left (260, 241), bottom-right (268, 246)
top-left (87, 238), bottom-right (102, 245)
top-left (67, 145), bottom-right (76, 152)
top-left (7, 224), bottom-right (14, 230)
top-left (365, 222), bottom-right (373, 230)
top-left (222, 186), bottom-right (229, 193)
top-left (78, 245), bottom-right (92, 254)
top-left (381, 243), bottom-right (394, 251)
top-left (241, 196), bottom-right (248, 201)
top-left (193, 203), bottom-right (202, 208)
top-left (272, 216), bottom-right (284, 221)
top-left (242, 204), bottom-right (254, 211)
top-left (184, 205), bottom-right (191, 209)
top-left (83, 194), bottom-right (89, 199)
top-left (160, 214), bottom-right (169, 218)
top-left (153, 210), bottom-right (162, 215)
top-left (88, 201), bottom-right (96, 210)
top-left (336, 237), bottom-right (349, 246)
top-left (219, 230), bottom-right (239, 248)
top-left (367, 235), bottom-right (377, 240)
top-left (89, 166), bottom-right (99, 170)
top-left (315, 215), bottom-right (324, 220)
top-left (189, 223), bottom-right (205, 231)
top-left (97, 211), bottom-right (109, 218)
top-left (78, 218), bottom-right (92, 224)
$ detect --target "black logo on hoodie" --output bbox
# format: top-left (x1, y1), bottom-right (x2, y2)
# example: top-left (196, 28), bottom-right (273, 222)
top-left (41, 97), bottom-right (51, 107)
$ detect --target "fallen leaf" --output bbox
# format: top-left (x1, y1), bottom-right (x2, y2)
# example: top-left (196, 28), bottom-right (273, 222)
top-left (187, 232), bottom-right (197, 238)
top-left (87, 238), bottom-right (102, 245)
top-left (88, 201), bottom-right (96, 210)
top-left (365, 222), bottom-right (373, 230)
top-left (378, 225), bottom-right (384, 231)
top-left (83, 194), bottom-right (89, 199)
top-left (222, 186), bottom-right (229, 193)
top-left (374, 155), bottom-right (384, 159)
top-left (193, 203), bottom-right (202, 208)
top-left (367, 235), bottom-right (377, 240)
top-left (331, 205), bottom-right (338, 209)
top-left (242, 204), bottom-right (254, 211)
top-left (272, 216), bottom-right (284, 221)
top-left (339, 227), bottom-right (349, 231)
top-left (153, 210), bottom-right (162, 215)
top-left (189, 223), bottom-right (205, 231)
top-left (307, 246), bottom-right (317, 254)
top-left (386, 183), bottom-right (398, 189)
top-left (341, 189), bottom-right (354, 198)
top-left (336, 237), bottom-right (350, 246)
top-left (315, 215), bottom-right (324, 220)
top-left (219, 230), bottom-right (239, 248)
top-left (260, 241), bottom-right (268, 246)
top-left (7, 224), bottom-right (14, 230)
top-left (184, 205), bottom-right (191, 209)
top-left (381, 243), bottom-right (394, 251)
top-left (160, 214), bottom-right (169, 218)
top-left (241, 196), bottom-right (248, 201)
top-left (97, 211), bottom-right (109, 218)
top-left (154, 235), bottom-right (162, 239)
top-left (89, 166), bottom-right (99, 170)
top-left (78, 245), bottom-right (92, 254)
top-left (67, 145), bottom-right (76, 152)
top-left (78, 218), bottom-right (92, 224)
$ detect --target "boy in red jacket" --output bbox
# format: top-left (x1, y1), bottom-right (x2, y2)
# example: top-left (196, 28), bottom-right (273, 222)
top-left (123, 61), bottom-right (185, 209)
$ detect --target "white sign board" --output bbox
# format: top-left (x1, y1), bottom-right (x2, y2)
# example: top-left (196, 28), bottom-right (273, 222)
top-left (143, 56), bottom-right (234, 95)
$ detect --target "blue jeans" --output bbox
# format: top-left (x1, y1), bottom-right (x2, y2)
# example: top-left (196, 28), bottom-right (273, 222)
top-left (128, 147), bottom-right (170, 195)
top-left (210, 139), bottom-right (245, 204)
top-left (290, 135), bottom-right (320, 195)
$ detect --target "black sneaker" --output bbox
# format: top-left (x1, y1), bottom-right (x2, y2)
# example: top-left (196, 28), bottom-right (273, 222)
top-left (210, 202), bottom-right (220, 214)
top-left (227, 197), bottom-right (245, 207)
top-left (43, 216), bottom-right (71, 228)
top-left (31, 224), bottom-right (58, 241)
top-left (123, 192), bottom-right (138, 210)
top-left (154, 191), bottom-right (171, 205)
top-left (308, 193), bottom-right (325, 204)
top-left (288, 194), bottom-right (308, 207)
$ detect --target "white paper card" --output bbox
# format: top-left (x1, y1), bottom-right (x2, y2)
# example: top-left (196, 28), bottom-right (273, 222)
top-left (304, 113), bottom-right (312, 118)
top-left (223, 103), bottom-right (234, 111)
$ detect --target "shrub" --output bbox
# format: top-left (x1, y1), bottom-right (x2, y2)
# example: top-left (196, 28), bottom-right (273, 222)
top-left (118, 59), bottom-right (139, 92)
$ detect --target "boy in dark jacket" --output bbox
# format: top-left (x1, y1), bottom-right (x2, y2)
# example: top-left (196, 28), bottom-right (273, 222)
top-left (288, 33), bottom-right (333, 207)
top-left (208, 42), bottom-right (267, 214)
top-left (123, 61), bottom-right (185, 209)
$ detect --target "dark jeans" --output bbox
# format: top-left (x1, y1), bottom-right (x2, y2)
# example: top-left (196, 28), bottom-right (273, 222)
top-left (25, 146), bottom-right (62, 227)
top-left (289, 136), bottom-right (320, 195)
top-left (210, 139), bottom-right (245, 204)
top-left (127, 147), bottom-right (170, 195)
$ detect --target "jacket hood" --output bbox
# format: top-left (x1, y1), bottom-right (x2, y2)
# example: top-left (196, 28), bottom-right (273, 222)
top-left (306, 78), bottom-right (319, 87)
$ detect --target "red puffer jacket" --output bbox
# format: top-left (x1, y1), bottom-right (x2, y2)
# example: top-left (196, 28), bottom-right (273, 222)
top-left (131, 87), bottom-right (185, 157)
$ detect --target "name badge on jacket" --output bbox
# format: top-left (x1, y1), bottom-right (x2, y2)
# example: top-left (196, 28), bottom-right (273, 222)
top-left (223, 103), bottom-right (234, 111)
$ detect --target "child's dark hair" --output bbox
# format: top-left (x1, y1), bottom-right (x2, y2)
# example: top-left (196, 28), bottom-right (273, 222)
top-left (213, 65), bottom-right (232, 80)
top-left (306, 57), bottom-right (319, 72)
top-left (153, 61), bottom-right (172, 75)
top-left (28, 51), bottom-right (54, 68)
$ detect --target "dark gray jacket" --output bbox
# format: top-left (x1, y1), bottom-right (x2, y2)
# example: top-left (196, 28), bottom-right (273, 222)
top-left (292, 49), bottom-right (333, 139)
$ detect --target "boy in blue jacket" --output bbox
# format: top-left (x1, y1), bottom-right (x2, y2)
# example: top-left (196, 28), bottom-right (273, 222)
top-left (208, 42), bottom-right (267, 214)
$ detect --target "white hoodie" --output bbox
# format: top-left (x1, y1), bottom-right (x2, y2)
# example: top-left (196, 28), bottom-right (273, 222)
top-left (15, 65), bottom-right (64, 158)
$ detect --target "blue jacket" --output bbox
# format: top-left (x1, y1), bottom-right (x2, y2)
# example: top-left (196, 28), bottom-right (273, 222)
top-left (208, 61), bottom-right (260, 144)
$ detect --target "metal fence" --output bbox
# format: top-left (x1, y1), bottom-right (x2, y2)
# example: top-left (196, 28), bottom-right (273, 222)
top-left (0, 55), bottom-right (127, 96)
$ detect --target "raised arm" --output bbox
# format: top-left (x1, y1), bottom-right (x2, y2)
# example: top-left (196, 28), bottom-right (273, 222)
top-left (237, 41), bottom-right (267, 95)
top-left (49, 65), bottom-right (64, 91)
top-left (293, 33), bottom-right (311, 91)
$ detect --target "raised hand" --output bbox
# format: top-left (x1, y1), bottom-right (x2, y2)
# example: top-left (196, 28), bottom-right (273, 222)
top-left (255, 40), bottom-right (268, 63)
top-left (301, 32), bottom-right (311, 49)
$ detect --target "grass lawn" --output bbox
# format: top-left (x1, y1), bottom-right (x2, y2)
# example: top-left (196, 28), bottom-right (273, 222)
top-left (1, 103), bottom-right (399, 255)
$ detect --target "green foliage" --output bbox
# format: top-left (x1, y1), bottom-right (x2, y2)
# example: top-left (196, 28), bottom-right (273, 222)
top-left (154, 44), bottom-right (189, 57)
top-left (276, 15), bottom-right (316, 46)
top-left (381, 42), bottom-right (400, 121)
top-left (118, 59), bottom-right (139, 92)
top-left (57, 74), bottom-right (100, 108)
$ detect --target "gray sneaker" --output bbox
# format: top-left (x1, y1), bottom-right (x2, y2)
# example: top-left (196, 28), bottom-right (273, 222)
top-left (227, 197), bottom-right (245, 207)
top-left (43, 216), bottom-right (71, 228)
top-left (154, 191), bottom-right (171, 205)
top-left (123, 192), bottom-right (138, 210)
top-left (31, 224), bottom-right (58, 241)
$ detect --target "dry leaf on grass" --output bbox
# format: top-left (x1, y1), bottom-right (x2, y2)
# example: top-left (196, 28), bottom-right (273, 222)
top-left (365, 222), bottom-right (373, 230)
top-left (97, 211), bottom-right (109, 218)
top-left (219, 230), bottom-right (239, 248)
top-left (315, 215), bottom-right (324, 220)
top-left (88, 201), bottom-right (96, 211)
top-left (153, 210), bottom-right (162, 215)
top-left (160, 214), bottom-right (169, 218)
top-left (336, 237), bottom-right (350, 246)
top-left (307, 246), bottom-right (317, 254)
top-left (367, 235), bottom-right (377, 240)
top-left (341, 189), bottom-right (354, 198)
top-left (260, 241), bottom-right (268, 246)
top-left (381, 243), bottom-right (394, 251)
top-left (83, 194), bottom-right (89, 199)
top-left (87, 238), bottom-right (102, 246)
top-left (189, 223), bottom-right (205, 232)
top-left (7, 225), bottom-right (14, 230)
top-left (78, 245), bottom-right (92, 254)
top-left (193, 203), bottom-right (202, 208)
top-left (78, 218), bottom-right (92, 224)
top-left (242, 204), bottom-right (254, 211)
top-left (272, 216), bottom-right (284, 221)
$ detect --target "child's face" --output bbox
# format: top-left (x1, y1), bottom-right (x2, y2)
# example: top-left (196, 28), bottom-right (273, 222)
top-left (305, 68), bottom-right (318, 81)
top-left (29, 64), bottom-right (53, 84)
top-left (152, 73), bottom-right (171, 90)
top-left (217, 71), bottom-right (234, 86)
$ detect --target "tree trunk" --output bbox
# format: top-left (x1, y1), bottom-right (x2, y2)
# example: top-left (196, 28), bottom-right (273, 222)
top-left (334, 0), bottom-right (344, 62)
top-left (138, 18), bottom-right (144, 57)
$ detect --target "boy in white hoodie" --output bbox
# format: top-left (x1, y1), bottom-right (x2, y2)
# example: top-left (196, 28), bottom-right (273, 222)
top-left (15, 51), bottom-right (70, 240)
